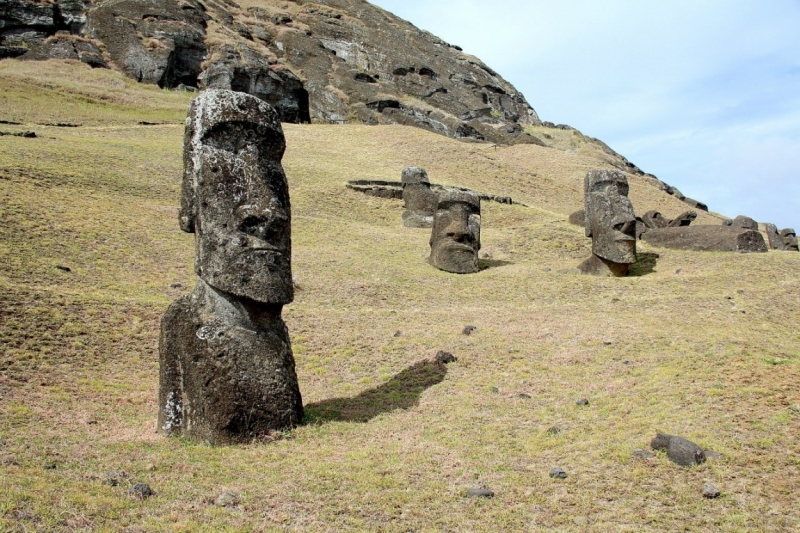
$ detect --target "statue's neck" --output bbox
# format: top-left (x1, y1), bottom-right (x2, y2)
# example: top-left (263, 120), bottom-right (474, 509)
top-left (195, 278), bottom-right (283, 330)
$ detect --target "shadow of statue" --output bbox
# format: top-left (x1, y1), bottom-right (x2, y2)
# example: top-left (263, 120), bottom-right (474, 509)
top-left (479, 258), bottom-right (513, 271)
top-left (628, 252), bottom-right (659, 276)
top-left (304, 360), bottom-right (448, 423)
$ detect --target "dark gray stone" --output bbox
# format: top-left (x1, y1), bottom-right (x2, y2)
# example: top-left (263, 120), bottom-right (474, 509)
top-left (702, 483), bottom-right (720, 499)
top-left (731, 215), bottom-right (758, 231)
top-left (683, 197), bottom-right (708, 212)
top-left (666, 186), bottom-right (685, 201)
top-left (549, 467), bottom-right (567, 479)
top-left (642, 226), bottom-right (768, 253)
top-left (764, 223), bottom-right (785, 250)
top-left (668, 210), bottom-right (697, 227)
top-left (642, 210), bottom-right (669, 229)
top-left (462, 325), bottom-right (476, 335)
top-left (780, 228), bottom-right (799, 251)
top-left (547, 426), bottom-right (560, 435)
top-left (650, 433), bottom-right (706, 467)
top-left (466, 488), bottom-right (494, 498)
top-left (434, 350), bottom-right (456, 364)
top-left (104, 470), bottom-right (128, 486)
top-left (401, 167), bottom-right (436, 228)
top-left (575, 398), bottom-right (589, 406)
top-left (578, 170), bottom-right (636, 277)
top-left (128, 483), bottom-right (154, 499)
top-left (428, 189), bottom-right (481, 274)
top-left (159, 90), bottom-right (302, 445)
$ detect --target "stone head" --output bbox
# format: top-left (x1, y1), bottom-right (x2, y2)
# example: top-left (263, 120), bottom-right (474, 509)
top-left (780, 228), bottom-right (799, 251)
top-left (180, 89), bottom-right (293, 304)
top-left (429, 189), bottom-right (481, 273)
top-left (584, 169), bottom-right (637, 264)
top-left (401, 167), bottom-right (437, 227)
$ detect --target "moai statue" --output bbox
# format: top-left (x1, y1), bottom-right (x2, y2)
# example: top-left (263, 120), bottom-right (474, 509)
top-left (780, 228), bottom-right (799, 251)
top-left (428, 189), bottom-right (481, 273)
top-left (401, 167), bottom-right (437, 228)
top-left (668, 210), bottom-right (697, 227)
top-left (731, 215), bottom-right (758, 231)
top-left (578, 169), bottom-right (637, 276)
top-left (764, 223), bottom-right (785, 250)
top-left (158, 89), bottom-right (303, 444)
top-left (642, 210), bottom-right (669, 229)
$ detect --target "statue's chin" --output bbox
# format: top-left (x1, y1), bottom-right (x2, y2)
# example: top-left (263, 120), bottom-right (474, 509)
top-left (431, 243), bottom-right (479, 273)
top-left (596, 243), bottom-right (636, 265)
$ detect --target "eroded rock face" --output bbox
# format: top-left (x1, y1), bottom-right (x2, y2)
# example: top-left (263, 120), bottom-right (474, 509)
top-left (159, 89), bottom-right (302, 444)
top-left (578, 170), bottom-right (636, 277)
top-left (86, 0), bottom-right (208, 88)
top-left (429, 189), bottom-right (480, 274)
top-left (401, 167), bottom-right (436, 228)
top-left (642, 225), bottom-right (768, 253)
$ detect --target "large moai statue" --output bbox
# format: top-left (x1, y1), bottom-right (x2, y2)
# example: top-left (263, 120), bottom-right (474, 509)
top-left (578, 169), bottom-right (637, 277)
top-left (401, 167), bottom-right (437, 228)
top-left (428, 189), bottom-right (481, 273)
top-left (158, 89), bottom-right (303, 444)
top-left (780, 228), bottom-right (799, 251)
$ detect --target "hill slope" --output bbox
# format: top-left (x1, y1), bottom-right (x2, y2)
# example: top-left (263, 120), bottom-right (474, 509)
top-left (1, 62), bottom-right (800, 532)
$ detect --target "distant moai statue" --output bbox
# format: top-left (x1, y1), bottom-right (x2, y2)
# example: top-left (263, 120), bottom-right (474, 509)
top-left (780, 228), bottom-right (799, 251)
top-left (428, 189), bottom-right (481, 273)
top-left (578, 169), bottom-right (637, 276)
top-left (401, 167), bottom-right (437, 228)
top-left (764, 223), bottom-right (785, 250)
top-left (158, 89), bottom-right (303, 444)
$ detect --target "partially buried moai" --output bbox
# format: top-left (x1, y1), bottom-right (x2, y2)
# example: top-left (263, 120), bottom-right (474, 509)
top-left (158, 89), bottom-right (303, 444)
top-left (578, 169), bottom-right (637, 276)
top-left (401, 167), bottom-right (437, 228)
top-left (428, 189), bottom-right (481, 273)
top-left (780, 228), bottom-right (799, 251)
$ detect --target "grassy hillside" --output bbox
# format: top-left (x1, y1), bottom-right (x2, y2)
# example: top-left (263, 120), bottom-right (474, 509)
top-left (1, 60), bottom-right (799, 532)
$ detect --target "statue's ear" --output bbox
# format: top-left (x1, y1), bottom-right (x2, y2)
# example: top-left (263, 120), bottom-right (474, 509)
top-left (179, 107), bottom-right (197, 233)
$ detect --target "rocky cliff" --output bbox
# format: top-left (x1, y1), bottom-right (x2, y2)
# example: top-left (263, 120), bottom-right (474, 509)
top-left (1, 0), bottom-right (542, 144)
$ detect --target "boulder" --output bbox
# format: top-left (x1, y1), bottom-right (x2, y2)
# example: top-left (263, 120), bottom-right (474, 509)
top-left (764, 223), bottom-right (785, 250)
top-left (651, 432), bottom-right (706, 467)
top-left (642, 225), bottom-right (768, 253)
top-left (642, 210), bottom-right (669, 229)
top-left (731, 215), bottom-right (758, 231)
top-left (668, 210), bottom-right (697, 228)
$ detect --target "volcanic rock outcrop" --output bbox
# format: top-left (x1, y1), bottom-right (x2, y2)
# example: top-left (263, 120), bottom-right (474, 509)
top-left (158, 89), bottom-right (303, 444)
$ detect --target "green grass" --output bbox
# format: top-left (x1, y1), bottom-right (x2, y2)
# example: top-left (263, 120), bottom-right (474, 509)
top-left (1, 60), bottom-right (799, 532)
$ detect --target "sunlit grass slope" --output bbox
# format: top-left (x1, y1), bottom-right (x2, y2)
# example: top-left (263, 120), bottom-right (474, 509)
top-left (1, 60), bottom-right (799, 532)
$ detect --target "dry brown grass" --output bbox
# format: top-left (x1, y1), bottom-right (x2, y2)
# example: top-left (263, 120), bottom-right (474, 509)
top-left (1, 62), bottom-right (799, 532)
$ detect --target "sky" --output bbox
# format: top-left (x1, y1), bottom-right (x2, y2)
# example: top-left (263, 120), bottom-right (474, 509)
top-left (370, 0), bottom-right (800, 229)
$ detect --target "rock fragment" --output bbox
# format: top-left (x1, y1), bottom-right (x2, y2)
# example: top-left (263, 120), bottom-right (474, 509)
top-left (650, 433), bottom-right (706, 467)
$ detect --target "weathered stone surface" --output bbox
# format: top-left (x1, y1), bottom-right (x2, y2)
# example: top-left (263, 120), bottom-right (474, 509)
top-left (428, 189), bottom-right (481, 274)
top-left (683, 197), bottom-right (708, 212)
top-left (651, 433), bottom-right (706, 467)
top-left (579, 170), bottom-right (636, 276)
top-left (665, 186), bottom-right (685, 201)
top-left (668, 210), bottom-right (697, 228)
top-left (642, 226), bottom-right (768, 253)
top-left (568, 209), bottom-right (585, 227)
top-left (731, 215), bottom-right (758, 231)
top-left (86, 0), bottom-right (208, 88)
top-left (764, 223), bottom-right (785, 250)
top-left (401, 167), bottom-right (436, 228)
top-left (549, 467), bottom-right (568, 479)
top-left (20, 35), bottom-right (106, 67)
top-left (159, 90), bottom-right (302, 445)
top-left (780, 228), bottom-right (799, 251)
top-left (702, 483), bottom-right (720, 499)
top-left (128, 483), bottom-right (154, 499)
top-left (642, 210), bottom-right (669, 229)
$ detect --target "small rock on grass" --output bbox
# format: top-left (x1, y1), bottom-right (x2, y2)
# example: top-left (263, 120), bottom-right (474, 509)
top-left (651, 432), bottom-right (706, 467)
top-left (434, 351), bottom-right (456, 364)
top-left (547, 426), bottom-right (560, 435)
top-left (462, 325), bottom-right (477, 335)
top-left (215, 492), bottom-right (240, 507)
top-left (105, 470), bottom-right (128, 486)
top-left (702, 483), bottom-right (720, 499)
top-left (128, 483), bottom-right (154, 500)
top-left (575, 398), bottom-right (589, 406)
top-left (518, 393), bottom-right (531, 399)
top-left (549, 467), bottom-right (567, 479)
top-left (466, 487), bottom-right (494, 498)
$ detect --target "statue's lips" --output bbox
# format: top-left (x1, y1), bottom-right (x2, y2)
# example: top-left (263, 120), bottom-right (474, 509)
top-left (439, 241), bottom-right (477, 254)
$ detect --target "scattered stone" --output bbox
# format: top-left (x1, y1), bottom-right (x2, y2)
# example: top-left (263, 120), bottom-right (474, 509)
top-left (466, 487), bottom-right (494, 498)
top-left (547, 426), bottom-right (560, 435)
top-left (128, 483), bottom-right (154, 500)
top-left (44, 462), bottom-right (57, 470)
top-left (675, 269), bottom-right (683, 274)
top-left (702, 483), bottom-right (720, 499)
top-left (549, 467), bottom-right (567, 479)
top-left (642, 226), bottom-right (767, 253)
top-left (603, 340), bottom-right (613, 345)
top-left (214, 492), bottom-right (240, 507)
top-left (731, 215), bottom-right (758, 231)
top-left (568, 209), bottom-right (585, 227)
top-left (401, 167), bottom-right (436, 228)
top-left (518, 393), bottom-right (531, 399)
top-left (780, 228), bottom-right (799, 251)
top-left (158, 90), bottom-right (303, 445)
top-left (434, 350), bottom-right (457, 364)
top-left (393, 330), bottom-right (402, 337)
top-left (428, 189), bottom-right (481, 274)
top-left (55, 265), bottom-right (71, 272)
top-left (668, 210), bottom-right (697, 227)
top-left (578, 170), bottom-right (636, 277)
top-left (764, 223), bottom-right (785, 250)
top-left (105, 470), bottom-right (129, 486)
top-left (642, 210), bottom-right (669, 229)
top-left (633, 449), bottom-right (655, 460)
top-left (169, 282), bottom-right (182, 289)
top-left (462, 325), bottom-right (477, 335)
top-left (490, 386), bottom-right (500, 394)
top-left (575, 398), bottom-right (589, 406)
top-left (650, 433), bottom-right (706, 467)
